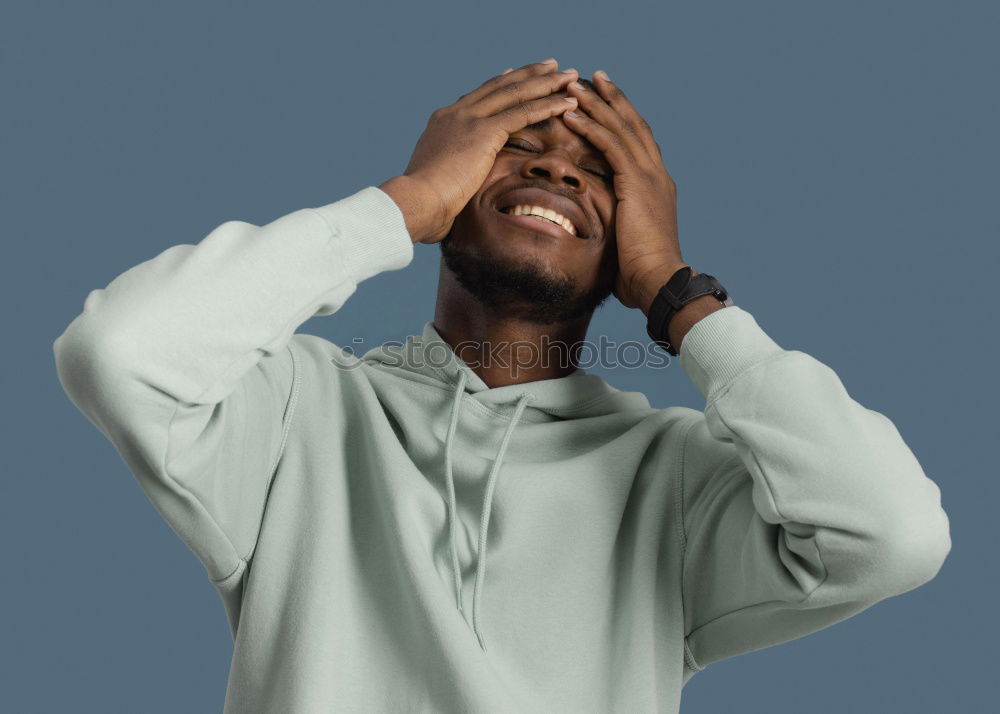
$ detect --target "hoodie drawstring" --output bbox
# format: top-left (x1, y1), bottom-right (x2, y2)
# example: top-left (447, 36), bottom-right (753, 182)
top-left (442, 370), bottom-right (535, 652)
top-left (443, 370), bottom-right (468, 613)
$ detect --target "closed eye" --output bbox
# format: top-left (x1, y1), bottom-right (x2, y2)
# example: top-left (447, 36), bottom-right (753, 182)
top-left (503, 140), bottom-right (612, 182)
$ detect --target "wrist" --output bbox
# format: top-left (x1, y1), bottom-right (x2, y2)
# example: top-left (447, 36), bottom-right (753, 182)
top-left (640, 265), bottom-right (728, 355)
top-left (664, 293), bottom-right (727, 353)
top-left (378, 175), bottom-right (439, 244)
top-left (636, 263), bottom-right (690, 318)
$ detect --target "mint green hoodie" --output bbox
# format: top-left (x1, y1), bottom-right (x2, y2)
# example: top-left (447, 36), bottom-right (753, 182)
top-left (53, 185), bottom-right (951, 713)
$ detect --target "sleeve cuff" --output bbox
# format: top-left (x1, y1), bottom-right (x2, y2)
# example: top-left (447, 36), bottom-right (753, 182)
top-left (677, 305), bottom-right (787, 402)
top-left (309, 185), bottom-right (414, 284)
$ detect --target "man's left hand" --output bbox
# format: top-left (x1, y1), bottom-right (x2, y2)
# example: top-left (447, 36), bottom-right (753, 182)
top-left (562, 72), bottom-right (686, 312)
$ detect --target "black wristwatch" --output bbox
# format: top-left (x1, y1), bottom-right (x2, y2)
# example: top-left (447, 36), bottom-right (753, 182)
top-left (646, 266), bottom-right (734, 356)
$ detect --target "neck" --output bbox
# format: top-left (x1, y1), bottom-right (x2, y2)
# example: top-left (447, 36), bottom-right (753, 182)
top-left (433, 273), bottom-right (592, 389)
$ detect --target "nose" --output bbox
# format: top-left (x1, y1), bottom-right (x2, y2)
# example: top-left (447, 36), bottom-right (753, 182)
top-left (521, 141), bottom-right (587, 189)
top-left (525, 164), bottom-right (579, 189)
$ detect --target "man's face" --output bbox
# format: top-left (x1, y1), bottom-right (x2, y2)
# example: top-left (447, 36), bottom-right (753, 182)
top-left (440, 82), bottom-right (618, 325)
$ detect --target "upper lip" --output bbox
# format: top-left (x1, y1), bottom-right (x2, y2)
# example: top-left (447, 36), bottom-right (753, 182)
top-left (496, 187), bottom-right (591, 239)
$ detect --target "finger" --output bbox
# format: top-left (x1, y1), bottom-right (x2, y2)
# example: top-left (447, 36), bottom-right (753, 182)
top-left (563, 83), bottom-right (650, 171)
top-left (592, 71), bottom-right (664, 166)
top-left (472, 66), bottom-right (579, 119)
top-left (560, 105), bottom-right (640, 179)
top-left (567, 73), bottom-right (663, 170)
top-left (493, 92), bottom-right (580, 138)
top-left (455, 59), bottom-right (564, 107)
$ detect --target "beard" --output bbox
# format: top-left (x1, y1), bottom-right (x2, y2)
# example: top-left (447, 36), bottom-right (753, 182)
top-left (439, 232), bottom-right (614, 325)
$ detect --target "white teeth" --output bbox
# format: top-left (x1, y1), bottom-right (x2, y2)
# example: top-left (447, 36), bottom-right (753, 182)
top-left (504, 204), bottom-right (577, 236)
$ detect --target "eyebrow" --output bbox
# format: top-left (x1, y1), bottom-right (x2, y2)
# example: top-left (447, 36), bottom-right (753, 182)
top-left (521, 118), bottom-right (608, 163)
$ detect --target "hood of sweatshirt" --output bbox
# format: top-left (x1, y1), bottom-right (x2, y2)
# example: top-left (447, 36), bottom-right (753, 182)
top-left (359, 320), bottom-right (652, 651)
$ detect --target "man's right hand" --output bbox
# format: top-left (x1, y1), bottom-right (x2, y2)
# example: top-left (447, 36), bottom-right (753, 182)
top-left (380, 59), bottom-right (580, 245)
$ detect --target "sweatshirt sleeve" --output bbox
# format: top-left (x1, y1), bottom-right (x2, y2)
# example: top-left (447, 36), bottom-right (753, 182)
top-left (674, 305), bottom-right (951, 674)
top-left (53, 186), bottom-right (414, 586)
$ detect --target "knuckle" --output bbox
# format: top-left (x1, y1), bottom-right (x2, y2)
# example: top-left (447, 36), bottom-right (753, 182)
top-left (435, 108), bottom-right (467, 132)
top-left (497, 81), bottom-right (521, 99)
top-left (498, 101), bottom-right (531, 127)
top-left (514, 101), bottom-right (531, 125)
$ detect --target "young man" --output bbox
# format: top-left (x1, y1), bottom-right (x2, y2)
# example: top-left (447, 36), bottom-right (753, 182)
top-left (54, 58), bottom-right (951, 713)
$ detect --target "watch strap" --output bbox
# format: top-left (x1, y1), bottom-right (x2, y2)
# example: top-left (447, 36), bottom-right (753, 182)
top-left (646, 266), bottom-right (734, 355)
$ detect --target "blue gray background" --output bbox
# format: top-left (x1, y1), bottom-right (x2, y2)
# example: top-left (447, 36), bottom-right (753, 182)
top-left (4, 0), bottom-right (995, 711)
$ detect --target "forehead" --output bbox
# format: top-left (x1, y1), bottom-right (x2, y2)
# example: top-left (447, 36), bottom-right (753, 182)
top-left (519, 118), bottom-right (607, 162)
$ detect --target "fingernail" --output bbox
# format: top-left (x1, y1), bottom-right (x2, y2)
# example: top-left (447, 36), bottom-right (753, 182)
top-left (596, 70), bottom-right (610, 81)
top-left (560, 67), bottom-right (577, 75)
top-left (541, 57), bottom-right (557, 65)
top-left (565, 110), bottom-right (579, 118)
top-left (502, 68), bottom-right (513, 75)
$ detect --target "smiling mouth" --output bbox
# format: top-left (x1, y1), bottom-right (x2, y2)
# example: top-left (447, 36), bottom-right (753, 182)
top-left (495, 207), bottom-right (583, 240)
